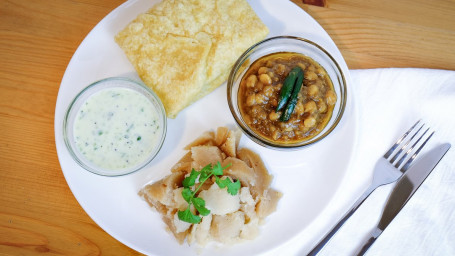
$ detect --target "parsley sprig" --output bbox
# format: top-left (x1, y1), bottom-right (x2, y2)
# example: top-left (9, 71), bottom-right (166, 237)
top-left (177, 162), bottom-right (240, 224)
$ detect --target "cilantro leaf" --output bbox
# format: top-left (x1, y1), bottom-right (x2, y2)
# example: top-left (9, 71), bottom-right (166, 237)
top-left (181, 187), bottom-right (193, 203)
top-left (199, 164), bottom-right (213, 181)
top-left (215, 176), bottom-right (240, 195)
top-left (215, 176), bottom-right (232, 189)
top-left (182, 169), bottom-right (199, 188)
top-left (192, 197), bottom-right (210, 216)
top-left (177, 161), bottom-right (238, 224)
top-left (227, 179), bottom-right (241, 195)
top-left (178, 208), bottom-right (201, 224)
top-left (211, 162), bottom-right (224, 176)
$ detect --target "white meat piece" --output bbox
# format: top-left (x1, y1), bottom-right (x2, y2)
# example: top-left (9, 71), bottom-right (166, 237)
top-left (198, 183), bottom-right (240, 215)
top-left (173, 212), bottom-right (192, 233)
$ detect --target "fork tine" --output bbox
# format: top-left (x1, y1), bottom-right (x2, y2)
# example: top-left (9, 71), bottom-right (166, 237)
top-left (398, 131), bottom-right (434, 171)
top-left (384, 120), bottom-right (421, 158)
top-left (390, 123), bottom-right (425, 163)
top-left (394, 127), bottom-right (430, 168)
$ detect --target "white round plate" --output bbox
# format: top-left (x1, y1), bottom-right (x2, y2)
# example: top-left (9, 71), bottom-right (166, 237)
top-left (54, 0), bottom-right (357, 255)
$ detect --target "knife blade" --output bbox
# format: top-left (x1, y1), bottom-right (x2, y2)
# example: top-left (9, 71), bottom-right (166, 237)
top-left (356, 143), bottom-right (451, 256)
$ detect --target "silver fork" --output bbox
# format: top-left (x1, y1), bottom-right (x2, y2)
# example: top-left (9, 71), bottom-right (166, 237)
top-left (307, 120), bottom-right (434, 256)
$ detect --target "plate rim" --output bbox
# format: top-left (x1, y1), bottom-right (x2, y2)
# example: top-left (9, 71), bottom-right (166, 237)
top-left (53, 0), bottom-right (358, 255)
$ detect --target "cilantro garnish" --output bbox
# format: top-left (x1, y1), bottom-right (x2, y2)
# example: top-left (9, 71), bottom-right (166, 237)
top-left (215, 176), bottom-right (241, 195)
top-left (177, 162), bottom-right (239, 224)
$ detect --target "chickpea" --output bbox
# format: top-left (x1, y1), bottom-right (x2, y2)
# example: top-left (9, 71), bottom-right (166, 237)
top-left (284, 125), bottom-right (294, 132)
top-left (304, 116), bottom-right (316, 128)
top-left (255, 81), bottom-right (264, 91)
top-left (252, 105), bottom-right (262, 115)
top-left (263, 85), bottom-right (274, 97)
top-left (295, 101), bottom-right (305, 115)
top-left (246, 94), bottom-right (256, 106)
top-left (297, 63), bottom-right (307, 70)
top-left (304, 100), bottom-right (317, 114)
top-left (275, 64), bottom-right (286, 75)
top-left (272, 130), bottom-right (280, 140)
top-left (258, 66), bottom-right (268, 75)
top-left (288, 131), bottom-right (296, 139)
top-left (326, 90), bottom-right (337, 105)
top-left (270, 98), bottom-right (278, 107)
top-left (269, 111), bottom-right (280, 121)
top-left (246, 75), bottom-right (257, 88)
top-left (308, 84), bottom-right (319, 97)
top-left (255, 93), bottom-right (265, 104)
top-left (305, 71), bottom-right (318, 81)
top-left (299, 124), bottom-right (309, 132)
top-left (313, 80), bottom-right (323, 87)
top-left (259, 73), bottom-right (272, 85)
top-left (317, 100), bottom-right (327, 113)
top-left (244, 115), bottom-right (252, 125)
top-left (258, 112), bottom-right (267, 120)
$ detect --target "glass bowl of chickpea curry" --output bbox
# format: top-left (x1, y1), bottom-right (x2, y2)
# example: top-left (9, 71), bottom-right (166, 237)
top-left (227, 36), bottom-right (347, 149)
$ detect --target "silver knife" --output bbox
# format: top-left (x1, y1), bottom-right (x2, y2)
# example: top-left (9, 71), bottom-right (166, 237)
top-left (356, 143), bottom-right (451, 255)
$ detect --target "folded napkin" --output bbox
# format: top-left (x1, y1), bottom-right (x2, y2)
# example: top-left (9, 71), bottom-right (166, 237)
top-left (274, 68), bottom-right (455, 256)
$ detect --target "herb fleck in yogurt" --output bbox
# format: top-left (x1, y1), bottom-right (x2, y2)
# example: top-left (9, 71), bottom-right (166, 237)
top-left (73, 87), bottom-right (162, 170)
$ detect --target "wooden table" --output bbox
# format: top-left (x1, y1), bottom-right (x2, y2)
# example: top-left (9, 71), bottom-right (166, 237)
top-left (1, 0), bottom-right (454, 255)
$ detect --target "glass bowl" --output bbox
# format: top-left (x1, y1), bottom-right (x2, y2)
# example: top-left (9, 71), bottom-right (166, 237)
top-left (227, 36), bottom-right (347, 150)
top-left (63, 77), bottom-right (167, 176)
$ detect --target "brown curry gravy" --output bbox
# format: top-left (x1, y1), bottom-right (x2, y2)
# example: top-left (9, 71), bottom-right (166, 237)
top-left (238, 52), bottom-right (337, 143)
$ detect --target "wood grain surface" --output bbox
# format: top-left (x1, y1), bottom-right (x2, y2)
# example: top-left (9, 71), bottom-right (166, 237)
top-left (1, 0), bottom-right (454, 255)
top-left (291, 0), bottom-right (455, 70)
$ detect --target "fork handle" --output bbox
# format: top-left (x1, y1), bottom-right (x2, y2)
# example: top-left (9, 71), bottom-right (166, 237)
top-left (355, 227), bottom-right (382, 256)
top-left (307, 184), bottom-right (377, 256)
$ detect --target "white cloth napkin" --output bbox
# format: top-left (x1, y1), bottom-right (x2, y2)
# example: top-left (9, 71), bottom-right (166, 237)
top-left (277, 68), bottom-right (455, 256)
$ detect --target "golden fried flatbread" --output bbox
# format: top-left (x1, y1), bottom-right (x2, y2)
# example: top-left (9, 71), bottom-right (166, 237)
top-left (115, 0), bottom-right (269, 118)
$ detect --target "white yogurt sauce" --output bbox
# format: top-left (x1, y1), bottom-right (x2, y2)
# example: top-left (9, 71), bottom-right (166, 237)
top-left (73, 87), bottom-right (161, 170)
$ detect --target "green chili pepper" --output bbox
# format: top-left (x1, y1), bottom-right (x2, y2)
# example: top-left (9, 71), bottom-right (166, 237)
top-left (280, 69), bottom-right (304, 122)
top-left (276, 66), bottom-right (304, 112)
